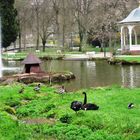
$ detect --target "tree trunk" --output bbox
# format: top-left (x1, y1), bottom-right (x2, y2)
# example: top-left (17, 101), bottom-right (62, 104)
top-left (79, 43), bottom-right (82, 52)
top-left (14, 41), bottom-right (16, 50)
top-left (62, 0), bottom-right (66, 50)
top-left (18, 20), bottom-right (21, 52)
top-left (23, 35), bottom-right (26, 51)
top-left (18, 32), bottom-right (22, 52)
top-left (42, 40), bottom-right (46, 52)
top-left (36, 8), bottom-right (39, 50)
top-left (23, 25), bottom-right (26, 51)
top-left (79, 32), bottom-right (83, 52)
top-left (62, 25), bottom-right (65, 49)
top-left (102, 38), bottom-right (106, 57)
top-left (19, 34), bottom-right (21, 52)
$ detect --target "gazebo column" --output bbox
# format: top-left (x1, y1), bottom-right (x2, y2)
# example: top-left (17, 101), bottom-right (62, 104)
top-left (123, 32), bottom-right (126, 47)
top-left (133, 29), bottom-right (137, 45)
top-left (121, 26), bottom-right (124, 50)
top-left (128, 25), bottom-right (134, 50)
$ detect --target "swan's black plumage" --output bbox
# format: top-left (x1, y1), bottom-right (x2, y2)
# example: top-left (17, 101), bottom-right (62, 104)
top-left (128, 103), bottom-right (134, 109)
top-left (70, 101), bottom-right (82, 113)
top-left (82, 92), bottom-right (99, 110)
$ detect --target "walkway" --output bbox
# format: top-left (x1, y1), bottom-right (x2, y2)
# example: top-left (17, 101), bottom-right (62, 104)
top-left (64, 52), bottom-right (112, 60)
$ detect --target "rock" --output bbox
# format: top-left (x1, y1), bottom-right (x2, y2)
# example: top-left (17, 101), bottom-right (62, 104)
top-left (0, 72), bottom-right (75, 85)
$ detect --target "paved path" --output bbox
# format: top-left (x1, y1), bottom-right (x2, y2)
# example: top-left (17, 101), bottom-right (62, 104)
top-left (64, 52), bottom-right (112, 60)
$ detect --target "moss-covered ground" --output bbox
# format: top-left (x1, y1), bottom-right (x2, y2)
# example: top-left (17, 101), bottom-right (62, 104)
top-left (0, 83), bottom-right (140, 140)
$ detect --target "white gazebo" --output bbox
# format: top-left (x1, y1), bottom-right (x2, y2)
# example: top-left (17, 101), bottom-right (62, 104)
top-left (119, 2), bottom-right (140, 54)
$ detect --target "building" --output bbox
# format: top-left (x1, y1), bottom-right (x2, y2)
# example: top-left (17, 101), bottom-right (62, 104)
top-left (22, 53), bottom-right (42, 73)
top-left (119, 2), bottom-right (140, 54)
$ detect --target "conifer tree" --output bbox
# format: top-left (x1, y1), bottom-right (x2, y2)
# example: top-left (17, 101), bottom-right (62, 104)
top-left (0, 0), bottom-right (18, 48)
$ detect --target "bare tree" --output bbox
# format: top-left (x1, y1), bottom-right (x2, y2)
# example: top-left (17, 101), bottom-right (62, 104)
top-left (15, 0), bottom-right (139, 53)
top-left (51, 0), bottom-right (61, 47)
top-left (15, 0), bottom-right (31, 52)
top-left (87, 0), bottom-right (135, 55)
top-left (39, 0), bottom-right (54, 52)
top-left (31, 0), bottom-right (42, 50)
top-left (69, 0), bottom-right (94, 51)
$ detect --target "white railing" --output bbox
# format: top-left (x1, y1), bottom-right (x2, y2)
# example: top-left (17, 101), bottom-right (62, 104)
top-left (130, 45), bottom-right (140, 50)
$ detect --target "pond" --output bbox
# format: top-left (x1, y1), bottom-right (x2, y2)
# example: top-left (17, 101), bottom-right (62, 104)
top-left (2, 60), bottom-right (140, 91)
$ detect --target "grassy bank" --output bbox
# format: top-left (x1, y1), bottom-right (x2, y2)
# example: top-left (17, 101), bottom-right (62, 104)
top-left (115, 56), bottom-right (140, 63)
top-left (2, 46), bottom-right (110, 60)
top-left (108, 56), bottom-right (140, 65)
top-left (0, 84), bottom-right (140, 140)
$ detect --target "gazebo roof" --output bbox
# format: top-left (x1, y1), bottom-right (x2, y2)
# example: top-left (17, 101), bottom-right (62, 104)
top-left (120, 6), bottom-right (140, 24)
top-left (22, 53), bottom-right (41, 64)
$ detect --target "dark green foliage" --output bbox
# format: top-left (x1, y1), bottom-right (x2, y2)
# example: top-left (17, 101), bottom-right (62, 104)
top-left (43, 124), bottom-right (91, 140)
top-left (16, 99), bottom-right (56, 118)
top-left (0, 112), bottom-right (34, 140)
top-left (44, 104), bottom-right (56, 112)
top-left (0, 84), bottom-right (140, 140)
top-left (5, 97), bottom-right (21, 107)
top-left (21, 93), bottom-right (37, 101)
top-left (46, 111), bottom-right (56, 118)
top-left (3, 106), bottom-right (16, 114)
top-left (0, 0), bottom-right (18, 48)
top-left (60, 114), bottom-right (72, 123)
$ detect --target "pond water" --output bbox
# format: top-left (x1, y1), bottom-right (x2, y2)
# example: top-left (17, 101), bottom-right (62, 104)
top-left (2, 60), bottom-right (140, 91)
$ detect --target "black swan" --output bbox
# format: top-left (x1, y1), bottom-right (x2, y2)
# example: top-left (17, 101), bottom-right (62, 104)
top-left (70, 101), bottom-right (82, 113)
top-left (128, 103), bottom-right (134, 109)
top-left (34, 84), bottom-right (41, 92)
top-left (82, 92), bottom-right (99, 110)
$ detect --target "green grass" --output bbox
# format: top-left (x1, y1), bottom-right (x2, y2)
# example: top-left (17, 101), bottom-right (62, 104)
top-left (0, 84), bottom-right (140, 139)
top-left (115, 56), bottom-right (140, 63)
top-left (2, 50), bottom-right (64, 60)
top-left (2, 46), bottom-right (112, 60)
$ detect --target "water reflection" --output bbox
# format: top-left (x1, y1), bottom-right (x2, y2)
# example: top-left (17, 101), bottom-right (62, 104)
top-left (42, 60), bottom-right (140, 91)
top-left (2, 60), bottom-right (140, 91)
top-left (2, 60), bottom-right (22, 76)
top-left (121, 65), bottom-right (140, 88)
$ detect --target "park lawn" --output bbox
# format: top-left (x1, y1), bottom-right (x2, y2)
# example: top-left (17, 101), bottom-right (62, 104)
top-left (2, 51), bottom-right (64, 60)
top-left (2, 46), bottom-right (111, 60)
top-left (115, 56), bottom-right (140, 63)
top-left (0, 83), bottom-right (140, 140)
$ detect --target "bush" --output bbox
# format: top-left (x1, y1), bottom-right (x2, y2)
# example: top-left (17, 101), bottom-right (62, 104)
top-left (3, 106), bottom-right (16, 115)
top-left (5, 99), bottom-right (21, 107)
top-left (46, 111), bottom-right (56, 118)
top-left (21, 93), bottom-right (37, 101)
top-left (45, 104), bottom-right (55, 112)
top-left (60, 114), bottom-right (72, 123)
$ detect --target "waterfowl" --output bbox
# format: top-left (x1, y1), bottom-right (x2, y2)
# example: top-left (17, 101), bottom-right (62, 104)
top-left (82, 92), bottom-right (99, 110)
top-left (34, 84), bottom-right (41, 92)
top-left (70, 101), bottom-right (82, 113)
top-left (128, 103), bottom-right (134, 109)
top-left (58, 85), bottom-right (67, 94)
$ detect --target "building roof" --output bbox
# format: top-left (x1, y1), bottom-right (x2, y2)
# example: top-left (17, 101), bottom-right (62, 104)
top-left (120, 7), bottom-right (140, 24)
top-left (22, 53), bottom-right (41, 64)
